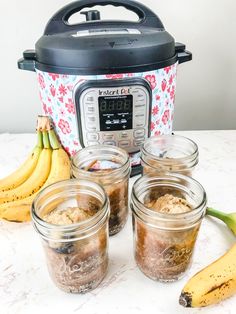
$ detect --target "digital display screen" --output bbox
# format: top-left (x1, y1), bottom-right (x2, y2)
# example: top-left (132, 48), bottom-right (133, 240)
top-left (98, 95), bottom-right (133, 131)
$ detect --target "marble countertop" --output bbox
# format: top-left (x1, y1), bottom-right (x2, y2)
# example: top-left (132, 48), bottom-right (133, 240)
top-left (1, 130), bottom-right (236, 314)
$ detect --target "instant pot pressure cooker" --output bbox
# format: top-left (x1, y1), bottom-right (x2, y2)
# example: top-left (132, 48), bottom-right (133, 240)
top-left (18, 0), bottom-right (192, 174)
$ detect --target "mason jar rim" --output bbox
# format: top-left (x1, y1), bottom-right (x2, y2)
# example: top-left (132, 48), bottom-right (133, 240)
top-left (141, 134), bottom-right (199, 164)
top-left (31, 179), bottom-right (109, 240)
top-left (140, 156), bottom-right (199, 172)
top-left (72, 145), bottom-right (130, 179)
top-left (131, 173), bottom-right (207, 226)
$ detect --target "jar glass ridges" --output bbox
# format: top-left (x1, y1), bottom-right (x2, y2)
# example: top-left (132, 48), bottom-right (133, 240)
top-left (131, 174), bottom-right (207, 282)
top-left (141, 135), bottom-right (199, 176)
top-left (72, 145), bottom-right (131, 236)
top-left (31, 179), bottom-right (109, 293)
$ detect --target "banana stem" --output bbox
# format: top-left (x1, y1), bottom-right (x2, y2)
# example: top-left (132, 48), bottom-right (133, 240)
top-left (42, 131), bottom-right (51, 149)
top-left (48, 129), bottom-right (61, 150)
top-left (37, 131), bottom-right (43, 148)
top-left (206, 207), bottom-right (229, 223)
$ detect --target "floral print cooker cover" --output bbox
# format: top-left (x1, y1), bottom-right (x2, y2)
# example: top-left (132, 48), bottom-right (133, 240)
top-left (37, 63), bottom-right (177, 166)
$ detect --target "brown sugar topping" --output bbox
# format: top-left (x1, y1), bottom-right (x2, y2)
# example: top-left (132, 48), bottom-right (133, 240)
top-left (146, 194), bottom-right (192, 214)
top-left (43, 207), bottom-right (93, 225)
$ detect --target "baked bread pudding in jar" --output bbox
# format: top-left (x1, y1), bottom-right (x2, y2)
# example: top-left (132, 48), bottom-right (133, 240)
top-left (131, 174), bottom-right (206, 282)
top-left (141, 135), bottom-right (199, 177)
top-left (72, 145), bottom-right (131, 236)
top-left (31, 179), bottom-right (109, 293)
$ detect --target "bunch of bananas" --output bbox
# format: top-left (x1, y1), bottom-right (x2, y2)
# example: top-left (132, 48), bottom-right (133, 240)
top-left (0, 116), bottom-right (71, 222)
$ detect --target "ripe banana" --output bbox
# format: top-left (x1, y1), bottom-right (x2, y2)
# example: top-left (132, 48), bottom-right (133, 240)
top-left (0, 135), bottom-right (70, 222)
top-left (0, 131), bottom-right (43, 192)
top-left (179, 243), bottom-right (236, 307)
top-left (0, 148), bottom-right (52, 205)
top-left (45, 147), bottom-right (71, 186)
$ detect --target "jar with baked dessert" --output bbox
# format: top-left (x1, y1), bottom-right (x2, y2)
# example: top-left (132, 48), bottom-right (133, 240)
top-left (31, 179), bottom-right (109, 293)
top-left (141, 135), bottom-right (199, 177)
top-left (72, 145), bottom-right (131, 236)
top-left (131, 174), bottom-right (206, 282)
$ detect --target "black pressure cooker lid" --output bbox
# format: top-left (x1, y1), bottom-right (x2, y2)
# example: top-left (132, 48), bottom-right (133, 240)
top-left (19, 0), bottom-right (192, 74)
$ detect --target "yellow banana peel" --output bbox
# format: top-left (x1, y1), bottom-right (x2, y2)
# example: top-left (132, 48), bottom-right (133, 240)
top-left (0, 127), bottom-right (70, 222)
top-left (180, 243), bottom-right (236, 307)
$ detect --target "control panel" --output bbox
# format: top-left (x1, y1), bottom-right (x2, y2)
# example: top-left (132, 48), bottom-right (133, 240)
top-left (74, 79), bottom-right (151, 153)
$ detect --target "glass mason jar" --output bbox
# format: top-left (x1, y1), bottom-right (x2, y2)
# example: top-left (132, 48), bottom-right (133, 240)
top-left (31, 179), bottom-right (109, 293)
top-left (72, 145), bottom-right (131, 236)
top-left (131, 174), bottom-right (207, 282)
top-left (141, 135), bottom-right (199, 177)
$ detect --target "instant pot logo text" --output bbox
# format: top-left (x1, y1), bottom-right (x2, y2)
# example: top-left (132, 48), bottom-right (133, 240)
top-left (99, 88), bottom-right (130, 96)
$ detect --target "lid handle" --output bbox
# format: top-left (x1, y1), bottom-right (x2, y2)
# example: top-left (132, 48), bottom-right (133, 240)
top-left (80, 10), bottom-right (101, 21)
top-left (44, 0), bottom-right (164, 35)
top-left (175, 43), bottom-right (192, 64)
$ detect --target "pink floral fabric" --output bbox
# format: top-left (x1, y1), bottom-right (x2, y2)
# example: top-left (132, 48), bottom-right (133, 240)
top-left (58, 119), bottom-right (71, 134)
top-left (36, 62), bottom-right (177, 161)
top-left (37, 73), bottom-right (45, 89)
top-left (144, 75), bottom-right (157, 90)
top-left (105, 74), bottom-right (124, 79)
top-left (65, 98), bottom-right (75, 114)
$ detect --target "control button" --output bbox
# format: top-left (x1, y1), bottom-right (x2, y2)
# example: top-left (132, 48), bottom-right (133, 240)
top-left (134, 119), bottom-right (146, 128)
top-left (86, 115), bottom-right (97, 131)
top-left (103, 133), bottom-right (115, 140)
top-left (87, 132), bottom-right (99, 141)
top-left (137, 94), bottom-right (145, 98)
top-left (134, 128), bottom-right (145, 138)
top-left (135, 137), bottom-right (145, 142)
top-left (120, 132), bottom-right (129, 139)
top-left (134, 103), bottom-right (145, 108)
top-left (119, 140), bottom-right (130, 148)
top-left (134, 139), bottom-right (145, 147)
top-left (87, 141), bottom-right (99, 146)
top-left (86, 123), bottom-right (97, 131)
top-left (136, 88), bottom-right (146, 94)
top-left (86, 125), bottom-right (97, 131)
top-left (103, 141), bottom-right (116, 146)
top-left (85, 95), bottom-right (94, 102)
top-left (133, 88), bottom-right (145, 94)
top-left (86, 115), bottom-right (96, 123)
top-left (86, 105), bottom-right (95, 113)
top-left (135, 112), bottom-right (145, 118)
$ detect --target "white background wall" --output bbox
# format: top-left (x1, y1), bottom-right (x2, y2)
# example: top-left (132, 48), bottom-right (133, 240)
top-left (0, 0), bottom-right (235, 133)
